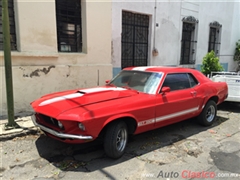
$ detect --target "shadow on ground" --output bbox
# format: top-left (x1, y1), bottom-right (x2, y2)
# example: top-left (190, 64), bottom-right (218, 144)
top-left (35, 102), bottom-right (236, 173)
top-left (217, 101), bottom-right (240, 113)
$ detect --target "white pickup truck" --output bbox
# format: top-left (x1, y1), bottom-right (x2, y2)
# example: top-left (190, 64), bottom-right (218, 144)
top-left (211, 72), bottom-right (240, 102)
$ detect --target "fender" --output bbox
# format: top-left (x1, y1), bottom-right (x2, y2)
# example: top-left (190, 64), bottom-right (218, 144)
top-left (82, 112), bottom-right (137, 138)
top-left (103, 113), bottom-right (137, 128)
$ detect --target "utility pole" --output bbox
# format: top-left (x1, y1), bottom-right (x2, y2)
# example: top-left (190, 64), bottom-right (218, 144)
top-left (2, 0), bottom-right (19, 128)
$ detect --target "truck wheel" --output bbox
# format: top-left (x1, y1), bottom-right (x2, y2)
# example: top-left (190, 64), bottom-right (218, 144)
top-left (198, 100), bottom-right (217, 126)
top-left (104, 121), bottom-right (128, 159)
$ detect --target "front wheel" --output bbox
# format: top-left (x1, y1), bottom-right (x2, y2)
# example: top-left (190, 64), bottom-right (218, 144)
top-left (104, 121), bottom-right (128, 159)
top-left (198, 100), bottom-right (217, 126)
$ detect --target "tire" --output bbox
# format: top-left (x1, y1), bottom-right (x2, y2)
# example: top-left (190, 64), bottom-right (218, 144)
top-left (198, 100), bottom-right (217, 126)
top-left (104, 121), bottom-right (128, 159)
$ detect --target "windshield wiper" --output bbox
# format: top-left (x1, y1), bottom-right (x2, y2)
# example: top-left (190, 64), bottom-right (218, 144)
top-left (107, 83), bottom-right (117, 87)
top-left (121, 85), bottom-right (131, 90)
top-left (121, 86), bottom-right (139, 93)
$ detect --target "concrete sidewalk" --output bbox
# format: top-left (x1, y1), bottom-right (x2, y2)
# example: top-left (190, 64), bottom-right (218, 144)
top-left (0, 115), bottom-right (40, 141)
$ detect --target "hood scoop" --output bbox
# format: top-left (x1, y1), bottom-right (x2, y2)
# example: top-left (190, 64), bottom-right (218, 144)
top-left (78, 87), bottom-right (126, 94)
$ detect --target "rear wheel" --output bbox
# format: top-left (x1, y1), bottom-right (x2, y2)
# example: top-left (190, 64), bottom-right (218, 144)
top-left (104, 121), bottom-right (128, 159)
top-left (198, 100), bottom-right (217, 126)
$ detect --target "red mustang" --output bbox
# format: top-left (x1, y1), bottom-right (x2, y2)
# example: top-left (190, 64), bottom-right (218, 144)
top-left (31, 66), bottom-right (228, 158)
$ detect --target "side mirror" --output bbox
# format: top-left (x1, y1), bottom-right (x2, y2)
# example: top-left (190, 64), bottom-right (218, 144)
top-left (105, 80), bottom-right (110, 84)
top-left (161, 86), bottom-right (170, 94)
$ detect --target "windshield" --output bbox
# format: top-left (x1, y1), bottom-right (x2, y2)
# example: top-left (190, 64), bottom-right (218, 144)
top-left (109, 70), bottom-right (163, 94)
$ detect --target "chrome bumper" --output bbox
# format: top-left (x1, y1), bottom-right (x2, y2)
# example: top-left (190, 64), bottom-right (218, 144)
top-left (31, 115), bottom-right (93, 140)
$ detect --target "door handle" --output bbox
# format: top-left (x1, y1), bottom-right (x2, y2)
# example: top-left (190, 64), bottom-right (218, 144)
top-left (191, 91), bottom-right (197, 97)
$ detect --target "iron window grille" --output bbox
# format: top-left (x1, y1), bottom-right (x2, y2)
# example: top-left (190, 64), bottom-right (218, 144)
top-left (55, 0), bottom-right (82, 52)
top-left (0, 0), bottom-right (17, 50)
top-left (180, 16), bottom-right (198, 65)
top-left (208, 21), bottom-right (222, 54)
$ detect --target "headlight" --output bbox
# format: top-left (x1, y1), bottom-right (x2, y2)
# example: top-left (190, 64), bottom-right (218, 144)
top-left (78, 123), bottom-right (85, 131)
top-left (58, 121), bottom-right (64, 129)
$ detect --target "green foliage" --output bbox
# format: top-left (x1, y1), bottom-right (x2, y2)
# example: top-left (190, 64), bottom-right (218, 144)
top-left (234, 40), bottom-right (240, 62)
top-left (201, 51), bottom-right (224, 75)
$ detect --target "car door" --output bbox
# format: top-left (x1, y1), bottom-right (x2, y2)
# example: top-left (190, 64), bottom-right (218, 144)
top-left (155, 73), bottom-right (200, 128)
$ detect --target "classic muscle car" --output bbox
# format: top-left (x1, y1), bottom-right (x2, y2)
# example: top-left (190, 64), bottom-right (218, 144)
top-left (31, 66), bottom-right (228, 158)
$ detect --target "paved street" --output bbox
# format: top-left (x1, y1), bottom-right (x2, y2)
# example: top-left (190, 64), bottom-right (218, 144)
top-left (1, 102), bottom-right (240, 180)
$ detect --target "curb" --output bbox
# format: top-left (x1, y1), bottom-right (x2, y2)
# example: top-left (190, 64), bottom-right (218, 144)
top-left (0, 116), bottom-right (42, 141)
top-left (0, 127), bottom-right (41, 141)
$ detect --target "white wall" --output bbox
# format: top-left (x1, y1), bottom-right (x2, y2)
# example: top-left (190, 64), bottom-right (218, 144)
top-left (112, 0), bottom-right (240, 73)
top-left (0, 0), bottom-right (112, 116)
top-left (153, 1), bottom-right (181, 66)
top-left (229, 1), bottom-right (240, 71)
top-left (197, 1), bottom-right (240, 71)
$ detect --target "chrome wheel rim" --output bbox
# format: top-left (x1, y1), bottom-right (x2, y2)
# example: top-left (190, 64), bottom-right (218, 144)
top-left (206, 105), bottom-right (215, 122)
top-left (116, 128), bottom-right (127, 152)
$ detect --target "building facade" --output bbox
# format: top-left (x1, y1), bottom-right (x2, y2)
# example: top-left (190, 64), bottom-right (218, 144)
top-left (1, 0), bottom-right (239, 116)
top-left (0, 0), bottom-right (112, 116)
top-left (112, 0), bottom-right (240, 76)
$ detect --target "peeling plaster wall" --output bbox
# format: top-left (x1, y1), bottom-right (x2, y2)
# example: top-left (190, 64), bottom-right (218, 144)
top-left (0, 65), bottom-right (111, 116)
top-left (0, 0), bottom-right (112, 116)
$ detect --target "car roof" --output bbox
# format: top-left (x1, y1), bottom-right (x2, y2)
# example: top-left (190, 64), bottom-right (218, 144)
top-left (123, 66), bottom-right (211, 84)
top-left (124, 66), bottom-right (198, 73)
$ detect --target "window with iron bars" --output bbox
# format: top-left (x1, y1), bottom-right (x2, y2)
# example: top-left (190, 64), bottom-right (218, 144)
top-left (0, 0), bottom-right (17, 50)
top-left (180, 22), bottom-right (196, 64)
top-left (208, 21), bottom-right (222, 54)
top-left (55, 0), bottom-right (82, 52)
top-left (180, 16), bottom-right (198, 65)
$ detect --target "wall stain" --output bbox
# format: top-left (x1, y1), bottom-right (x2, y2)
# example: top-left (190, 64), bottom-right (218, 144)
top-left (66, 65), bottom-right (70, 77)
top-left (29, 66), bottom-right (55, 78)
top-left (19, 67), bottom-right (29, 77)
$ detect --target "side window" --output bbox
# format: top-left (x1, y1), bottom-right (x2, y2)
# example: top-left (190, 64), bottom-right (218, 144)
top-left (162, 73), bottom-right (190, 91)
top-left (188, 73), bottom-right (199, 87)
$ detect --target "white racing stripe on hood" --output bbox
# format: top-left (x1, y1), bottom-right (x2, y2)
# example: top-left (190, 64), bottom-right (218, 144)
top-left (39, 93), bottom-right (84, 106)
top-left (80, 87), bottom-right (126, 93)
top-left (39, 87), bottom-right (126, 106)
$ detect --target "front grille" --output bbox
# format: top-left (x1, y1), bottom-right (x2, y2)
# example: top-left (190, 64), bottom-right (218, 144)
top-left (36, 113), bottom-right (60, 130)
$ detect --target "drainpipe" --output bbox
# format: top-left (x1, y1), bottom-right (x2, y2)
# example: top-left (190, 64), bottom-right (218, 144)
top-left (152, 0), bottom-right (158, 56)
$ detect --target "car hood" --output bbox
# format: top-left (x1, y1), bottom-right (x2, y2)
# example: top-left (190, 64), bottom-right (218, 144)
top-left (31, 86), bottom-right (137, 118)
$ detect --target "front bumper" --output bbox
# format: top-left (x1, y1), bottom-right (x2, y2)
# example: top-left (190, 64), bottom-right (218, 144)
top-left (31, 115), bottom-right (93, 140)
